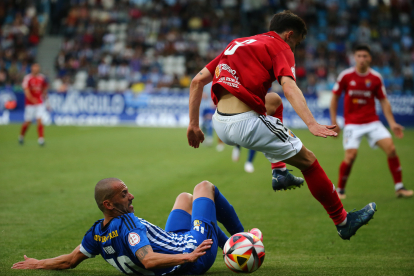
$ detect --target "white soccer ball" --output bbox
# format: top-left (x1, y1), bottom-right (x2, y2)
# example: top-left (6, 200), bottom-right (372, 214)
top-left (223, 232), bottom-right (265, 273)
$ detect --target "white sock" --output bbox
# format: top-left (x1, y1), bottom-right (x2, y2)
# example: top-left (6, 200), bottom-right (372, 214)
top-left (395, 182), bottom-right (404, 191)
top-left (274, 167), bottom-right (287, 172)
top-left (38, 137), bottom-right (44, 143)
top-left (338, 217), bottom-right (347, 226)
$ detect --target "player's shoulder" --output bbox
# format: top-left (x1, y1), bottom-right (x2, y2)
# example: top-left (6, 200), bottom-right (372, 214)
top-left (337, 67), bottom-right (356, 81)
top-left (23, 73), bottom-right (32, 80)
top-left (257, 32), bottom-right (290, 49)
top-left (117, 213), bottom-right (146, 232)
top-left (368, 68), bottom-right (384, 81)
top-left (84, 218), bottom-right (104, 235)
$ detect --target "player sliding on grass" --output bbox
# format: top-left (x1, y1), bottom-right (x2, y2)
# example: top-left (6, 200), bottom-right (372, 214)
top-left (186, 10), bottom-right (376, 240)
top-left (12, 178), bottom-right (259, 275)
top-left (330, 45), bottom-right (413, 199)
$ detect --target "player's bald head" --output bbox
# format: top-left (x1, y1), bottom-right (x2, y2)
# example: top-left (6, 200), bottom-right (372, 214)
top-left (95, 178), bottom-right (124, 212)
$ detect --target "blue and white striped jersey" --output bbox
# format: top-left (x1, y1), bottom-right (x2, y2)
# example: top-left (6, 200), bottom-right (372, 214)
top-left (80, 213), bottom-right (198, 275)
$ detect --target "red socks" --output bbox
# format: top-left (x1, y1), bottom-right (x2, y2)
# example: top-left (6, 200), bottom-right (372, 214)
top-left (302, 160), bottom-right (347, 225)
top-left (20, 123), bottom-right (29, 136)
top-left (338, 161), bottom-right (352, 190)
top-left (272, 161), bottom-right (286, 170)
top-left (37, 124), bottom-right (44, 138)
top-left (387, 156), bottom-right (402, 184)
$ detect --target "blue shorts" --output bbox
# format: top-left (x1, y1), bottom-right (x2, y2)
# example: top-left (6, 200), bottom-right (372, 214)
top-left (165, 197), bottom-right (218, 275)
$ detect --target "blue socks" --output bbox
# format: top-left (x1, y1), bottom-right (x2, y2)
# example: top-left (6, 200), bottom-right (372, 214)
top-left (214, 186), bottom-right (244, 245)
top-left (247, 150), bottom-right (256, 163)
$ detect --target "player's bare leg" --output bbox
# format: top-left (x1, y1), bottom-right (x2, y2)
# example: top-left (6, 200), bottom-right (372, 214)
top-left (336, 149), bottom-right (358, 199)
top-left (376, 138), bottom-right (413, 198)
top-left (171, 193), bottom-right (193, 214)
top-left (19, 121), bottom-right (31, 145)
top-left (284, 145), bottom-right (377, 240)
top-left (36, 118), bottom-right (45, 146)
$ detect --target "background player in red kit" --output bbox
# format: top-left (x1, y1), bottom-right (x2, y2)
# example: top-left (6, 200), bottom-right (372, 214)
top-left (19, 63), bottom-right (48, 146)
top-left (330, 45), bottom-right (413, 199)
top-left (187, 10), bottom-right (376, 240)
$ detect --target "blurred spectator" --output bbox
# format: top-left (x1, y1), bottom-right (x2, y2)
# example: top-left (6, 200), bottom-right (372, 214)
top-left (0, 0), bottom-right (48, 88)
top-left (2, 0), bottom-right (414, 95)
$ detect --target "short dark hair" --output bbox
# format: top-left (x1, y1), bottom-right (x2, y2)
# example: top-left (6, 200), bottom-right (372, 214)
top-left (353, 44), bottom-right (371, 54)
top-left (269, 10), bottom-right (307, 38)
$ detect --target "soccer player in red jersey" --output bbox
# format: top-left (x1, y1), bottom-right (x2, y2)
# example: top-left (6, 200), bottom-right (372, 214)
top-left (187, 10), bottom-right (376, 240)
top-left (330, 45), bottom-right (413, 198)
top-left (19, 63), bottom-right (48, 146)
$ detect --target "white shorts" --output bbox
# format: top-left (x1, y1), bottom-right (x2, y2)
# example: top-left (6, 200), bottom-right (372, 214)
top-left (24, 104), bottom-right (46, 122)
top-left (212, 110), bottom-right (303, 163)
top-left (343, 121), bottom-right (391, 150)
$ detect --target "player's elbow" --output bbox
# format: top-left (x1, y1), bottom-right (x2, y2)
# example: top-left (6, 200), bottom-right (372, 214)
top-left (191, 75), bottom-right (205, 87)
top-left (141, 258), bottom-right (156, 270)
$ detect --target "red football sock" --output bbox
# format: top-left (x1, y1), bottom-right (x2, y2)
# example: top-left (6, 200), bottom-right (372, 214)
top-left (301, 160), bottom-right (347, 225)
top-left (20, 123), bottom-right (29, 136)
top-left (387, 156), bottom-right (402, 184)
top-left (338, 161), bottom-right (352, 190)
top-left (37, 124), bottom-right (44, 138)
top-left (271, 162), bottom-right (286, 170)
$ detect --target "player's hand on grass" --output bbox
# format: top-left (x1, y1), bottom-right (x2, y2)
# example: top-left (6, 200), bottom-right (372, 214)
top-left (391, 123), bottom-right (404, 139)
top-left (187, 239), bottom-right (213, 262)
top-left (187, 125), bottom-right (205, 148)
top-left (11, 255), bottom-right (39, 269)
top-left (308, 123), bottom-right (338, 138)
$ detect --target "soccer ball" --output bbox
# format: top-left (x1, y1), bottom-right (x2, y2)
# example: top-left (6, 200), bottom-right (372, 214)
top-left (223, 232), bottom-right (265, 273)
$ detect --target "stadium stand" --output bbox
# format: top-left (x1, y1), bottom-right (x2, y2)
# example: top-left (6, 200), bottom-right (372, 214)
top-left (1, 0), bottom-right (414, 95)
top-left (0, 0), bottom-right (49, 89)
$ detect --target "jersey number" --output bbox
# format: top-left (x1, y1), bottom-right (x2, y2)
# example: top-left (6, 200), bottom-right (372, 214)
top-left (106, 255), bottom-right (154, 275)
top-left (224, 39), bottom-right (257, 55)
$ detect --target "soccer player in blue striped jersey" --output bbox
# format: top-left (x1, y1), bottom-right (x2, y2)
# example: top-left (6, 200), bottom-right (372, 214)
top-left (12, 178), bottom-right (250, 275)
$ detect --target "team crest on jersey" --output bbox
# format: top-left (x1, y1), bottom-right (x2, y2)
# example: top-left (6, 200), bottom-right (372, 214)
top-left (350, 80), bottom-right (356, 86)
top-left (288, 129), bottom-right (296, 138)
top-left (128, 232), bottom-right (140, 246)
top-left (215, 65), bottom-right (221, 78)
top-left (193, 220), bottom-right (202, 227)
top-left (365, 79), bottom-right (371, 87)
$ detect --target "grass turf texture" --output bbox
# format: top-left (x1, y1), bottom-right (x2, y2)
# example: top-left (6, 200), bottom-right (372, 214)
top-left (0, 125), bottom-right (413, 276)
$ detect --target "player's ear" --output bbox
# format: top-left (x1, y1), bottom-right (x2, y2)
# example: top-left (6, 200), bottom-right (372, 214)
top-left (286, 30), bottom-right (294, 41)
top-left (102, 200), bottom-right (113, 211)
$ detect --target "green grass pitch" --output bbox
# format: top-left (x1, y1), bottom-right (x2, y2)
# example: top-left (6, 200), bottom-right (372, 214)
top-left (0, 124), bottom-right (413, 275)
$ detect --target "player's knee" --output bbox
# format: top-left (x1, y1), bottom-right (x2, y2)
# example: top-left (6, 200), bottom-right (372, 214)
top-left (176, 192), bottom-right (193, 204)
top-left (303, 148), bottom-right (316, 167)
top-left (387, 145), bottom-right (396, 157)
top-left (346, 151), bottom-right (357, 163)
top-left (194, 181), bottom-right (215, 197)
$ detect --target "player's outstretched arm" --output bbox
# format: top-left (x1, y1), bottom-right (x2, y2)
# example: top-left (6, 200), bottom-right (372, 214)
top-left (137, 240), bottom-right (213, 269)
top-left (329, 93), bottom-right (341, 135)
top-left (11, 245), bottom-right (88, 270)
top-left (379, 98), bottom-right (404, 138)
top-left (281, 76), bottom-right (337, 138)
top-left (187, 67), bottom-right (213, 148)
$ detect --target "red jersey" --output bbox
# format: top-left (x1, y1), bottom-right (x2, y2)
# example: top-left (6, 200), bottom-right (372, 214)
top-left (332, 67), bottom-right (387, 125)
top-left (22, 73), bottom-right (48, 105)
top-left (205, 32), bottom-right (296, 115)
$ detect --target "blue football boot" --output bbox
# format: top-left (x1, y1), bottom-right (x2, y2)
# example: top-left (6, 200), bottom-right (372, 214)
top-left (336, 202), bottom-right (377, 240)
top-left (272, 169), bottom-right (304, 191)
